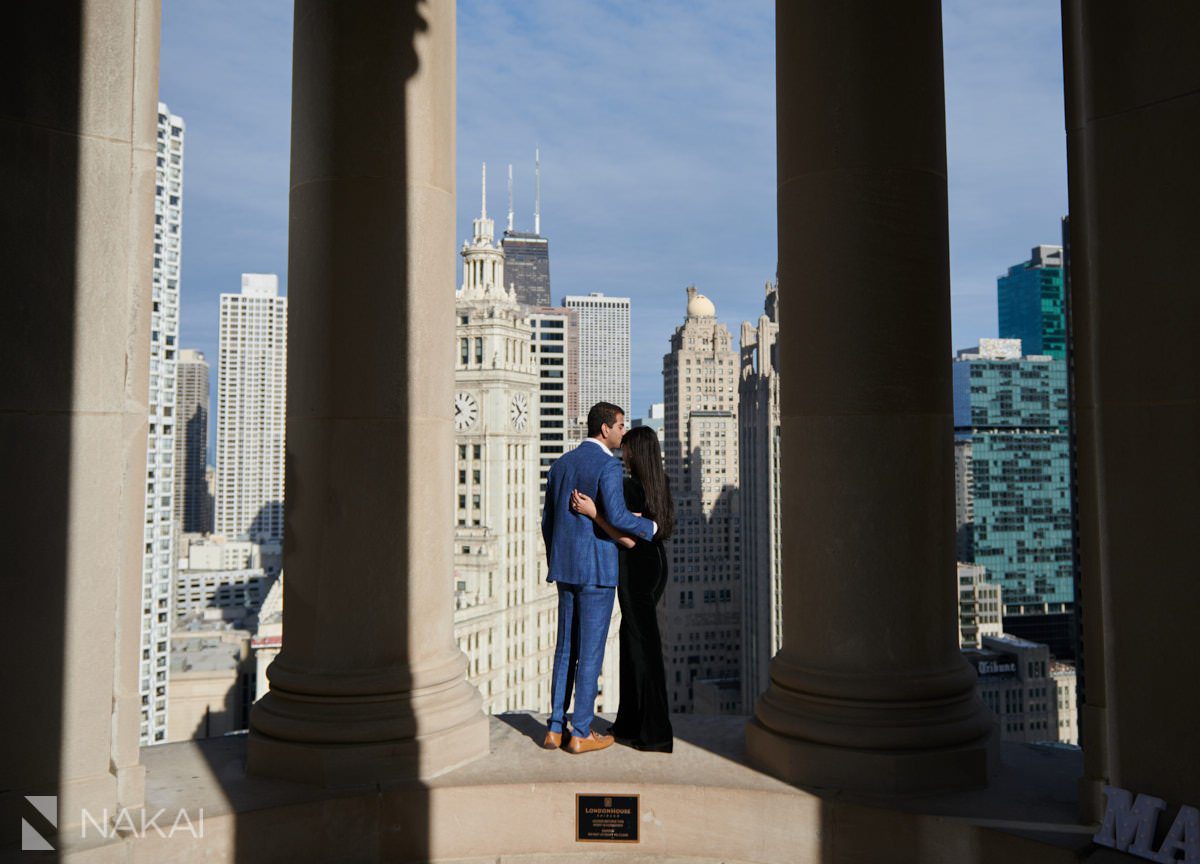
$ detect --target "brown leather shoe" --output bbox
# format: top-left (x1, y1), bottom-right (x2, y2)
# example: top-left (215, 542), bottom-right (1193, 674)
top-left (542, 730), bottom-right (562, 750)
top-left (564, 730), bottom-right (614, 754)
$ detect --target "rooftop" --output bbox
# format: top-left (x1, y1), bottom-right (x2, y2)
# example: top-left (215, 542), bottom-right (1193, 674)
top-left (986, 633), bottom-right (1045, 650)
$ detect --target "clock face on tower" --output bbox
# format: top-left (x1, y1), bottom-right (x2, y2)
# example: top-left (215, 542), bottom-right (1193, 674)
top-left (510, 392), bottom-right (529, 431)
top-left (454, 391), bottom-right (479, 431)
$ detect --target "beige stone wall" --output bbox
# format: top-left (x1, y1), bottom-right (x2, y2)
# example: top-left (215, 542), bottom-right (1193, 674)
top-left (166, 670), bottom-right (246, 743)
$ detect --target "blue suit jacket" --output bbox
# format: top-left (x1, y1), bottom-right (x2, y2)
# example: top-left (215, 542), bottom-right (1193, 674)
top-left (542, 440), bottom-right (656, 587)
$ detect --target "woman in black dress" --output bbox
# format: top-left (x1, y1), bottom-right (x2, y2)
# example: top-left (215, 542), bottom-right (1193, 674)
top-left (570, 425), bottom-right (674, 752)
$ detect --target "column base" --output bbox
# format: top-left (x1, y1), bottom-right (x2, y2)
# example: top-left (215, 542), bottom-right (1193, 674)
top-left (746, 715), bottom-right (996, 796)
top-left (246, 653), bottom-right (490, 787)
top-left (247, 707), bottom-right (489, 788)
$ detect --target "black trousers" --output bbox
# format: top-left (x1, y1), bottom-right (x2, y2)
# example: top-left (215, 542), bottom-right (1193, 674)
top-left (610, 541), bottom-right (673, 751)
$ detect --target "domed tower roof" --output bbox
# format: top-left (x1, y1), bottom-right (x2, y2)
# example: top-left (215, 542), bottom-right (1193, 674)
top-left (685, 285), bottom-right (716, 318)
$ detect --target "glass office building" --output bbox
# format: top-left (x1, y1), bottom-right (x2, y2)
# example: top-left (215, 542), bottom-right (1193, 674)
top-left (997, 245), bottom-right (1066, 360)
top-left (501, 230), bottom-right (550, 307)
top-left (953, 339), bottom-right (1073, 617)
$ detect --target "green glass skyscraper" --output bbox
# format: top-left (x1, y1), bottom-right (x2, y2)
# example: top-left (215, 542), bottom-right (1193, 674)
top-left (953, 339), bottom-right (1073, 624)
top-left (997, 245), bottom-right (1066, 359)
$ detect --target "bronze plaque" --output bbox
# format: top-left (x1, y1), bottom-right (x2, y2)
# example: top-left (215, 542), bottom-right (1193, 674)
top-left (576, 793), bottom-right (639, 843)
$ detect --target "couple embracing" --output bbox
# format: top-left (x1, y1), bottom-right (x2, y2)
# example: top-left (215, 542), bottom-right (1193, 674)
top-left (540, 402), bottom-right (675, 754)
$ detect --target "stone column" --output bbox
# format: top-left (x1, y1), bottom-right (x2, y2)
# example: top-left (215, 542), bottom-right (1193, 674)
top-left (1, 0), bottom-right (158, 840)
top-left (1063, 1), bottom-right (1200, 820)
top-left (745, 1), bottom-right (993, 794)
top-left (247, 0), bottom-right (488, 785)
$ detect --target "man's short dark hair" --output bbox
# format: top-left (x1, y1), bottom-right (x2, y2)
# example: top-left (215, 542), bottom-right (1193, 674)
top-left (587, 402), bottom-right (624, 437)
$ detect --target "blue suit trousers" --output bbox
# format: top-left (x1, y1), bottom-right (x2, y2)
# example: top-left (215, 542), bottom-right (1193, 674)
top-left (548, 582), bottom-right (615, 737)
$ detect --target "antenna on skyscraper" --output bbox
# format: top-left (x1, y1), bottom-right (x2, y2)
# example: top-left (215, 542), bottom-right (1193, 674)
top-left (534, 147), bottom-right (541, 236)
top-left (481, 162), bottom-right (487, 219)
top-left (507, 164), bottom-right (514, 232)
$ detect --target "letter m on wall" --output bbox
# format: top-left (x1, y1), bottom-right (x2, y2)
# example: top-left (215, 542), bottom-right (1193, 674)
top-left (1094, 785), bottom-right (1165, 856)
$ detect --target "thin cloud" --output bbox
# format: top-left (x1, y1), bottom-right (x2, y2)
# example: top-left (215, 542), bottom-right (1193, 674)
top-left (943, 0), bottom-right (1069, 352)
top-left (458, 0), bottom-right (777, 413)
top-left (165, 1), bottom-right (1066, 418)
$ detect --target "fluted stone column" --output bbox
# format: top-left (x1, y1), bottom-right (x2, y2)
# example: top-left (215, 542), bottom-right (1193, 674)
top-left (246, 0), bottom-right (488, 785)
top-left (1, 0), bottom-right (158, 840)
top-left (745, 1), bottom-right (994, 794)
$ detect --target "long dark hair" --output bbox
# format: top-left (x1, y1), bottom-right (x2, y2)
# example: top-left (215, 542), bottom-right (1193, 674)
top-left (622, 426), bottom-right (674, 541)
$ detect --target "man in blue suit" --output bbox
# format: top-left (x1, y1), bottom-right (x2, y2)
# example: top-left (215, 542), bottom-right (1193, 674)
top-left (541, 402), bottom-right (656, 753)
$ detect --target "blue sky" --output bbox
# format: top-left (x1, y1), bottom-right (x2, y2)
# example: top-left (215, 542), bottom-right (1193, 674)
top-left (163, 0), bottom-right (1067, 421)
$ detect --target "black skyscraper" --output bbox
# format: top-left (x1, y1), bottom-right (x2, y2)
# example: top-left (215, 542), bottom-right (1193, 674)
top-left (501, 230), bottom-right (550, 306)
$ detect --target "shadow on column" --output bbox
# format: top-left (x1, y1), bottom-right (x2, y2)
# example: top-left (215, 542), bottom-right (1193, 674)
top-left (187, 665), bottom-right (252, 742)
top-left (194, 3), bottom-right (448, 861)
top-left (0, 5), bottom-right (82, 858)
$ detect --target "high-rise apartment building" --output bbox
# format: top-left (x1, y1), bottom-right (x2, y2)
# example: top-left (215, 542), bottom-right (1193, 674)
top-left (997, 245), bottom-right (1066, 360)
top-left (139, 103), bottom-right (185, 744)
top-left (214, 274), bottom-right (288, 543)
top-left (564, 293), bottom-right (630, 418)
top-left (526, 306), bottom-right (579, 493)
top-left (738, 282), bottom-right (781, 709)
top-left (953, 338), bottom-right (1073, 655)
top-left (175, 349), bottom-right (210, 533)
top-left (451, 168), bottom-right (563, 713)
top-left (662, 286), bottom-right (741, 713)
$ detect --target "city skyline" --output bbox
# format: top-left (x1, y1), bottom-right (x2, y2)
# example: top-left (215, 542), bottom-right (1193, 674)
top-left (161, 0), bottom-right (1068, 424)
top-left (148, 3), bottom-right (1077, 742)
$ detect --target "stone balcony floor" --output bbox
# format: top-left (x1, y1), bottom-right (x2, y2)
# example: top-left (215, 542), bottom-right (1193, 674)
top-left (57, 713), bottom-right (1110, 864)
